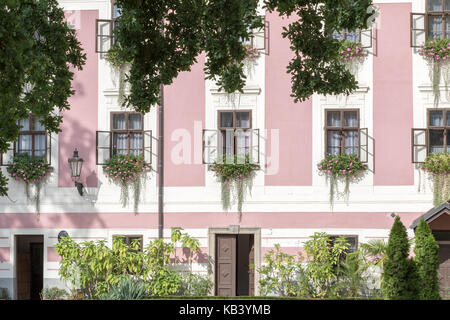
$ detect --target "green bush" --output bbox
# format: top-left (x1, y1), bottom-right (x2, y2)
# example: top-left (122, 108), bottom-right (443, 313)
top-left (0, 288), bottom-right (10, 300)
top-left (177, 273), bottom-right (213, 296)
top-left (41, 287), bottom-right (67, 300)
top-left (99, 278), bottom-right (149, 300)
top-left (414, 219), bottom-right (441, 300)
top-left (382, 216), bottom-right (418, 299)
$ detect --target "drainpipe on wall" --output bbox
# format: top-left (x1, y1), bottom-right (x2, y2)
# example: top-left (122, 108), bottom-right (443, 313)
top-left (158, 84), bottom-right (164, 239)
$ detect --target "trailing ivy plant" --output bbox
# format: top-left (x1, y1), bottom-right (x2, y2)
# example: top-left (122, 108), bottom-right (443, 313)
top-left (317, 153), bottom-right (366, 207)
top-left (418, 38), bottom-right (450, 105)
top-left (0, 0), bottom-right (85, 197)
top-left (112, 0), bottom-right (374, 113)
top-left (210, 154), bottom-right (259, 220)
top-left (421, 152), bottom-right (450, 206)
top-left (105, 44), bottom-right (130, 106)
top-left (7, 153), bottom-right (51, 215)
top-left (103, 153), bottom-right (148, 213)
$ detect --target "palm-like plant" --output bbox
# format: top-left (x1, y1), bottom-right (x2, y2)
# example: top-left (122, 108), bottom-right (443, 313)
top-left (360, 239), bottom-right (387, 269)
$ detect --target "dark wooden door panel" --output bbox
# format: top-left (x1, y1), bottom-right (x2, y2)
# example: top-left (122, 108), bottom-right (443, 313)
top-left (438, 245), bottom-right (450, 299)
top-left (216, 235), bottom-right (236, 296)
top-left (249, 236), bottom-right (255, 296)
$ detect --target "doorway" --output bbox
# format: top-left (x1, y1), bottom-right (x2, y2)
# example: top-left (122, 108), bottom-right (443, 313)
top-left (15, 235), bottom-right (44, 300)
top-left (215, 234), bottom-right (254, 296)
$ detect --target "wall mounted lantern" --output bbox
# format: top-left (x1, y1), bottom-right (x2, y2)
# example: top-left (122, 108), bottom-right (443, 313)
top-left (68, 148), bottom-right (84, 196)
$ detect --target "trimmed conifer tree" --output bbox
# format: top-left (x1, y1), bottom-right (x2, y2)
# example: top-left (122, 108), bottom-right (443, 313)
top-left (382, 216), bottom-right (418, 299)
top-left (414, 219), bottom-right (441, 300)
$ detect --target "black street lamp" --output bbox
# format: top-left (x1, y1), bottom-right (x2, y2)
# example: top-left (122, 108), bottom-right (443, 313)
top-left (68, 148), bottom-right (84, 196)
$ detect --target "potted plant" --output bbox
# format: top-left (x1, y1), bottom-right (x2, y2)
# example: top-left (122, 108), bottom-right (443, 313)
top-left (421, 152), bottom-right (450, 206)
top-left (338, 40), bottom-right (368, 76)
top-left (418, 38), bottom-right (450, 105)
top-left (103, 153), bottom-right (149, 213)
top-left (317, 153), bottom-right (366, 207)
top-left (210, 154), bottom-right (259, 221)
top-left (7, 153), bottom-right (51, 215)
top-left (105, 43), bottom-right (131, 106)
top-left (40, 287), bottom-right (68, 300)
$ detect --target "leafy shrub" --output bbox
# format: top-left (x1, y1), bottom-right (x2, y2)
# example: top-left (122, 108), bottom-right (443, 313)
top-left (257, 244), bottom-right (304, 297)
top-left (99, 278), bottom-right (149, 300)
top-left (177, 273), bottom-right (213, 296)
top-left (0, 288), bottom-right (10, 300)
top-left (41, 287), bottom-right (67, 300)
top-left (414, 219), bottom-right (441, 300)
top-left (382, 216), bottom-right (419, 300)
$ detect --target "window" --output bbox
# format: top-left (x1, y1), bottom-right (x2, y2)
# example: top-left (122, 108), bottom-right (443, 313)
top-left (427, 0), bottom-right (450, 39)
top-left (16, 115), bottom-right (47, 158)
top-left (95, 1), bottom-right (120, 53)
top-left (411, 1), bottom-right (450, 47)
top-left (428, 109), bottom-right (450, 153)
top-left (412, 109), bottom-right (450, 163)
top-left (111, 112), bottom-right (144, 156)
top-left (219, 110), bottom-right (252, 158)
top-left (325, 109), bottom-right (361, 156)
top-left (202, 111), bottom-right (260, 164)
top-left (113, 235), bottom-right (143, 251)
top-left (96, 112), bottom-right (152, 165)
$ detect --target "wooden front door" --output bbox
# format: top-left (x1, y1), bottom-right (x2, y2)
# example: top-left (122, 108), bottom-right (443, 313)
top-left (248, 236), bottom-right (255, 296)
top-left (438, 244), bottom-right (450, 299)
top-left (216, 235), bottom-right (236, 296)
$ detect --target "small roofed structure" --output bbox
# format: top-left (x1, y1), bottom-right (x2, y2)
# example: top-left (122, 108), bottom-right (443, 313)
top-left (410, 201), bottom-right (450, 231)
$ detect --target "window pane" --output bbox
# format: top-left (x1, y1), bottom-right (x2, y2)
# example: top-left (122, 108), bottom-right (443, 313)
top-left (327, 130), bottom-right (341, 155)
top-left (235, 130), bottom-right (250, 156)
top-left (128, 114), bottom-right (142, 130)
top-left (34, 134), bottom-right (45, 157)
top-left (344, 130), bottom-right (359, 155)
top-left (113, 3), bottom-right (122, 18)
top-left (429, 110), bottom-right (444, 126)
top-left (344, 111), bottom-right (358, 127)
top-left (221, 131), bottom-right (234, 156)
top-left (447, 130), bottom-right (450, 149)
top-left (113, 114), bottom-right (126, 130)
top-left (327, 111), bottom-right (341, 127)
top-left (220, 112), bottom-right (233, 128)
top-left (447, 111), bottom-right (450, 126)
top-left (18, 135), bottom-right (32, 155)
top-left (344, 29), bottom-right (359, 42)
top-left (446, 0), bottom-right (450, 10)
top-left (33, 117), bottom-right (45, 131)
top-left (429, 0), bottom-right (443, 11)
top-left (130, 133), bottom-right (143, 155)
top-left (113, 133), bottom-right (128, 154)
top-left (18, 119), bottom-right (29, 131)
top-left (428, 16), bottom-right (443, 39)
top-left (236, 112), bottom-right (250, 128)
top-left (430, 129), bottom-right (444, 153)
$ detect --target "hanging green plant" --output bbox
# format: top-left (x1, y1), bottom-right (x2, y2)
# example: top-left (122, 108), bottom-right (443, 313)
top-left (338, 41), bottom-right (368, 76)
top-left (317, 153), bottom-right (366, 207)
top-left (7, 153), bottom-right (51, 215)
top-left (419, 38), bottom-right (450, 105)
top-left (105, 44), bottom-right (130, 106)
top-left (421, 152), bottom-right (450, 206)
top-left (103, 153), bottom-right (148, 213)
top-left (210, 154), bottom-right (259, 221)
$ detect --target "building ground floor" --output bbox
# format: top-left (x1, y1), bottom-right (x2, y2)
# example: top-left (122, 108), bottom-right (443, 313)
top-left (0, 208), bottom-right (449, 299)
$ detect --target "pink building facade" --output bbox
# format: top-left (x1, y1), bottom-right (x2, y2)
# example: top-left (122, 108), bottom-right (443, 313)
top-left (0, 0), bottom-right (450, 299)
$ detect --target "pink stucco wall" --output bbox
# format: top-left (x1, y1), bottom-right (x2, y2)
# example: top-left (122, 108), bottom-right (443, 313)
top-left (373, 3), bottom-right (414, 185)
top-left (265, 11), bottom-right (313, 186)
top-left (0, 247), bottom-right (10, 262)
top-left (58, 10), bottom-right (98, 187)
top-left (0, 211), bottom-right (421, 230)
top-left (163, 54), bottom-right (206, 187)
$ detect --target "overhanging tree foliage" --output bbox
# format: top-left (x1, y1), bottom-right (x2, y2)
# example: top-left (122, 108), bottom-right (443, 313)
top-left (0, 0), bottom-right (86, 196)
top-left (114, 0), bottom-right (374, 112)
